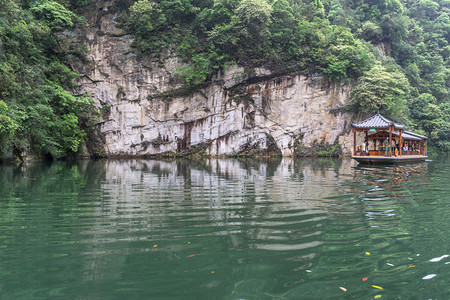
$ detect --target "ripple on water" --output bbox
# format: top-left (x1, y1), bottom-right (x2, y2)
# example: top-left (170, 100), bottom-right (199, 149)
top-left (0, 158), bottom-right (449, 299)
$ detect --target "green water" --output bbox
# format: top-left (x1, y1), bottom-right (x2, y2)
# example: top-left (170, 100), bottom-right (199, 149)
top-left (0, 158), bottom-right (449, 299)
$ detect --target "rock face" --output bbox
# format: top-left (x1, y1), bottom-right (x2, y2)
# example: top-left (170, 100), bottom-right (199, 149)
top-left (71, 1), bottom-right (355, 157)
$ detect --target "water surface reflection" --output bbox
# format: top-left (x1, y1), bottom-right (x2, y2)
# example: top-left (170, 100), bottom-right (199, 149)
top-left (0, 158), bottom-right (448, 299)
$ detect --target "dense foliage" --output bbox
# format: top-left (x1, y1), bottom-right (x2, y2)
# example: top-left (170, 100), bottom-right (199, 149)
top-left (326, 0), bottom-right (449, 147)
top-left (120, 0), bottom-right (449, 149)
top-left (1, 0), bottom-right (448, 156)
top-left (122, 0), bottom-right (378, 83)
top-left (0, 0), bottom-right (97, 159)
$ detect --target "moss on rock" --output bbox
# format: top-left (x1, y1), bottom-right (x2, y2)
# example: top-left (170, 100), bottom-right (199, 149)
top-left (231, 133), bottom-right (281, 157)
top-left (294, 138), bottom-right (342, 157)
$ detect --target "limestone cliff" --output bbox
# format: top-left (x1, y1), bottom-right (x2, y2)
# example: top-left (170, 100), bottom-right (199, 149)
top-left (70, 1), bottom-right (355, 157)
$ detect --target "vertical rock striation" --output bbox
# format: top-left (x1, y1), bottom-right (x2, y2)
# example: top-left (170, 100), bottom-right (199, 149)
top-left (71, 1), bottom-right (354, 157)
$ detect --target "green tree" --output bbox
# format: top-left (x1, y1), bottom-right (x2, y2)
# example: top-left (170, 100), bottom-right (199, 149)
top-left (235, 0), bottom-right (273, 57)
top-left (30, 0), bottom-right (77, 29)
top-left (269, 0), bottom-right (297, 60)
top-left (0, 100), bottom-right (18, 154)
top-left (351, 65), bottom-right (410, 118)
top-left (409, 93), bottom-right (443, 137)
top-left (358, 21), bottom-right (382, 43)
top-left (0, 0), bottom-right (98, 159)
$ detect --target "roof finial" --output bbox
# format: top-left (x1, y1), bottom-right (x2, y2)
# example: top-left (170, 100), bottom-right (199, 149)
top-left (377, 109), bottom-right (380, 115)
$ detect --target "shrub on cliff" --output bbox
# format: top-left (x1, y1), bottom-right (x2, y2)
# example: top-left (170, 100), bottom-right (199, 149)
top-left (350, 65), bottom-right (410, 119)
top-left (0, 0), bottom-right (99, 159)
top-left (121, 0), bottom-right (377, 84)
top-left (294, 140), bottom-right (342, 157)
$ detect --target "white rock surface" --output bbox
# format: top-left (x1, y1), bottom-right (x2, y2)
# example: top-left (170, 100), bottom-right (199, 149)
top-left (72, 1), bottom-right (356, 156)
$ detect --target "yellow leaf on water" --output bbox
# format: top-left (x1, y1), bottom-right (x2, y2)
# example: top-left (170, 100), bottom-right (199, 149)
top-left (153, 245), bottom-right (158, 248)
top-left (374, 295), bottom-right (382, 299)
top-left (366, 252), bottom-right (371, 255)
top-left (409, 265), bottom-right (415, 268)
top-left (371, 285), bottom-right (384, 290)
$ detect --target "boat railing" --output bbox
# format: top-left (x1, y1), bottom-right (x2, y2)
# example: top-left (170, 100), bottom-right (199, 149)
top-left (355, 147), bottom-right (425, 156)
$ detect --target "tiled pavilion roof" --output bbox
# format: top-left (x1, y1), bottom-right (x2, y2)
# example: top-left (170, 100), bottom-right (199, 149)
top-left (352, 113), bottom-right (405, 130)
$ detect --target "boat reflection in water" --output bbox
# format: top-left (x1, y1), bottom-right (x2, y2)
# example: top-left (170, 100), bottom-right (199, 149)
top-left (1, 157), bottom-right (445, 299)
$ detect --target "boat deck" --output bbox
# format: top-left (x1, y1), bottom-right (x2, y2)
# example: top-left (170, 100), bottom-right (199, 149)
top-left (352, 155), bottom-right (428, 164)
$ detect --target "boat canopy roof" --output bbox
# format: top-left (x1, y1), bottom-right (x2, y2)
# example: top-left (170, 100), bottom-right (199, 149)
top-left (401, 131), bottom-right (422, 141)
top-left (404, 130), bottom-right (427, 140)
top-left (368, 130), bottom-right (423, 141)
top-left (352, 113), bottom-right (405, 130)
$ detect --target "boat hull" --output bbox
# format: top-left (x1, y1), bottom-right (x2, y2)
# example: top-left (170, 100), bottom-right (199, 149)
top-left (352, 155), bottom-right (428, 164)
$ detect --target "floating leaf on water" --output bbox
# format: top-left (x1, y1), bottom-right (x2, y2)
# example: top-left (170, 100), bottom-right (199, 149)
top-left (153, 245), bottom-right (158, 248)
top-left (374, 295), bottom-right (382, 299)
top-left (211, 271), bottom-right (215, 274)
top-left (366, 252), bottom-right (371, 255)
top-left (429, 255), bottom-right (449, 262)
top-left (422, 274), bottom-right (436, 280)
top-left (188, 254), bottom-right (196, 257)
top-left (371, 285), bottom-right (384, 290)
top-left (187, 242), bottom-right (191, 244)
top-left (306, 270), bottom-right (312, 272)
top-left (386, 263), bottom-right (394, 266)
top-left (409, 265), bottom-right (415, 268)
top-left (339, 287), bottom-right (347, 292)
top-left (362, 277), bottom-right (368, 281)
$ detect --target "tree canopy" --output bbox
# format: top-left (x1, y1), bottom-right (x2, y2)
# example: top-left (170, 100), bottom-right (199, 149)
top-left (0, 0), bottom-right (97, 158)
top-left (0, 0), bottom-right (449, 156)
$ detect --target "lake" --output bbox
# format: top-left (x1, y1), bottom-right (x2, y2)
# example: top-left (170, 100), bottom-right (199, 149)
top-left (0, 157), bottom-right (449, 299)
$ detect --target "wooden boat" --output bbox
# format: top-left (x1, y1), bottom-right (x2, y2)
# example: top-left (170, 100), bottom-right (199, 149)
top-left (351, 113), bottom-right (428, 164)
top-left (352, 154), bottom-right (427, 164)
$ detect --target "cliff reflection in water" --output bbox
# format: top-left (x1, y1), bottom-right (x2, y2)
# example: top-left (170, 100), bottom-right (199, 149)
top-left (94, 158), bottom-right (356, 239)
top-left (0, 157), bottom-right (435, 298)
